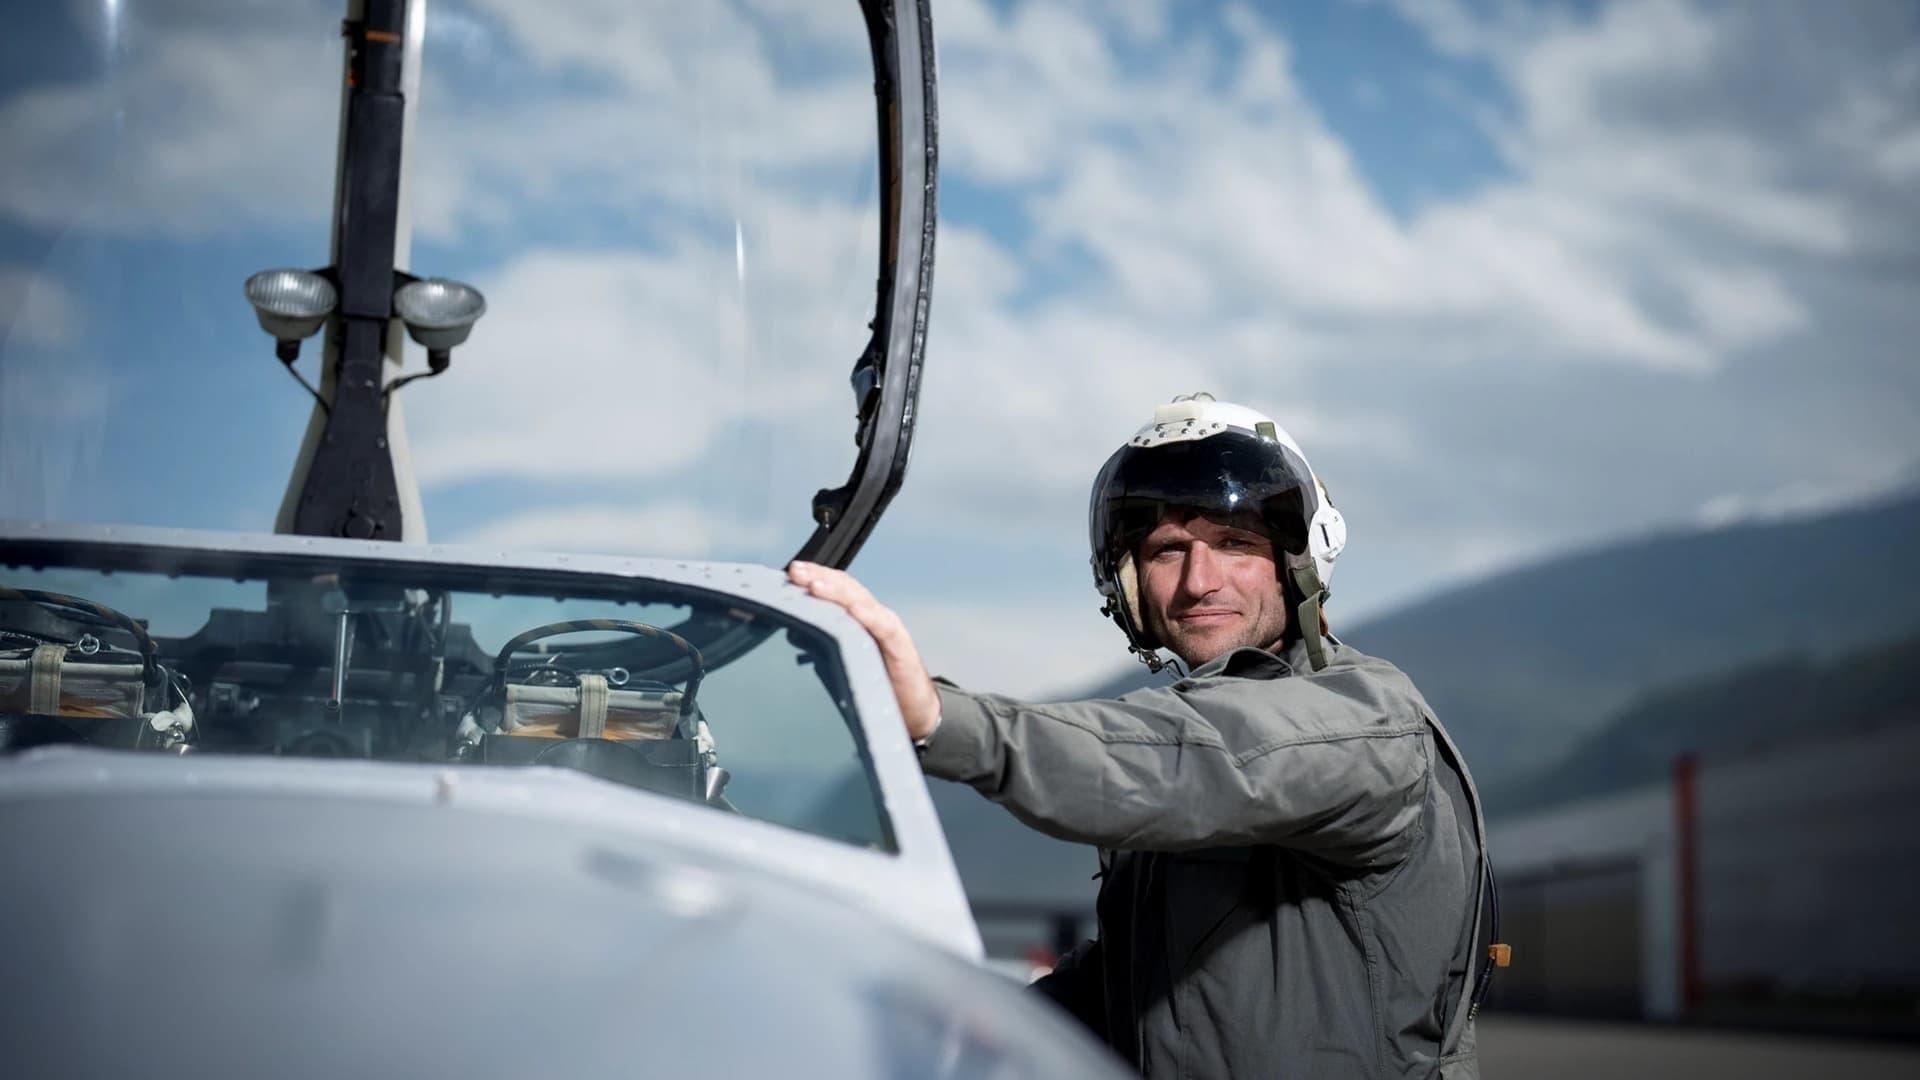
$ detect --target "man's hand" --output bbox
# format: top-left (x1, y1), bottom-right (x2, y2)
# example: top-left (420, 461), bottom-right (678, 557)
top-left (787, 561), bottom-right (942, 744)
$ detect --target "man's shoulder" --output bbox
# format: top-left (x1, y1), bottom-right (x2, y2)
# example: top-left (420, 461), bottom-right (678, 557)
top-left (1323, 640), bottom-right (1419, 681)
top-left (1129, 641), bottom-right (1436, 729)
top-left (1322, 642), bottom-right (1442, 717)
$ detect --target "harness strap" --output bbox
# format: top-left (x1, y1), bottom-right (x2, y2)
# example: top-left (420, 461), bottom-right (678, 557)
top-left (1428, 712), bottom-right (1497, 1056)
top-left (576, 674), bottom-right (610, 739)
top-left (1289, 564), bottom-right (1328, 671)
top-left (29, 644), bottom-right (67, 714)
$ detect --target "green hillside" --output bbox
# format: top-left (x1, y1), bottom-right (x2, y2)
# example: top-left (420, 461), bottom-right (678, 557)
top-left (1346, 490), bottom-right (1920, 787)
top-left (1484, 629), bottom-right (1920, 814)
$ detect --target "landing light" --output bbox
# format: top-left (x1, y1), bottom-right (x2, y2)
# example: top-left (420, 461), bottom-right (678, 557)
top-left (244, 269), bottom-right (337, 361)
top-left (394, 278), bottom-right (486, 365)
top-left (243, 266), bottom-right (484, 413)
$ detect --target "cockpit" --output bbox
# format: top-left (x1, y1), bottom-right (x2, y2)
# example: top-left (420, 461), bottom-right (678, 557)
top-left (0, 529), bottom-right (893, 851)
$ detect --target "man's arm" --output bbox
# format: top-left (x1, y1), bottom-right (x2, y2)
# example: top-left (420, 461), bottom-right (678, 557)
top-left (787, 561), bottom-right (941, 741)
top-left (786, 561), bottom-right (1428, 864)
top-left (923, 673), bottom-right (1428, 865)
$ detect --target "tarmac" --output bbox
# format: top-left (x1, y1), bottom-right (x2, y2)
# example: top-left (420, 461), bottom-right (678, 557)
top-left (1477, 1015), bottom-right (1920, 1079)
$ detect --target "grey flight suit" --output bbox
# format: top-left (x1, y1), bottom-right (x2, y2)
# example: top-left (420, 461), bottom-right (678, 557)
top-left (922, 639), bottom-right (1488, 1079)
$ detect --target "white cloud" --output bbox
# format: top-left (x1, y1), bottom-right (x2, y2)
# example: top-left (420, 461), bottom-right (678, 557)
top-left (0, 359), bottom-right (117, 522)
top-left (0, 0), bottom-right (873, 243)
top-left (1378, 524), bottom-right (1557, 605)
top-left (403, 245), bottom-right (739, 486)
top-left (935, 0), bottom-right (1196, 186)
top-left (1671, 263), bottom-right (1809, 352)
top-left (884, 0), bottom-right (1830, 564)
top-left (1878, 127), bottom-right (1920, 183)
top-left (0, 360), bottom-right (113, 429)
top-left (0, 1), bottom-right (341, 235)
top-left (1501, 1), bottom-right (1910, 261)
top-left (877, 0), bottom-right (1915, 632)
top-left (1693, 468), bottom-right (1917, 532)
top-left (447, 500), bottom-right (780, 560)
top-left (0, 269), bottom-right (81, 349)
top-left (932, 0), bottom-right (1803, 386)
top-left (1374, 0), bottom-right (1569, 63)
top-left (409, 0), bottom-right (873, 243)
top-left (3, 0), bottom-right (1913, 671)
top-left (0, 270), bottom-right (110, 523)
top-left (403, 211), bottom-right (872, 487)
top-left (895, 594), bottom-right (1132, 701)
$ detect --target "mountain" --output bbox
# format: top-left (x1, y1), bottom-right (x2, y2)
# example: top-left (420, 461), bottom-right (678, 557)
top-left (1485, 629), bottom-right (1920, 814)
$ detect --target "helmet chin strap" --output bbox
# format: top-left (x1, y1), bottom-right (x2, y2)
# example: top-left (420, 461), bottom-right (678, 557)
top-left (1113, 552), bottom-right (1169, 673)
top-left (1107, 595), bottom-right (1167, 674)
top-left (1289, 562), bottom-right (1329, 672)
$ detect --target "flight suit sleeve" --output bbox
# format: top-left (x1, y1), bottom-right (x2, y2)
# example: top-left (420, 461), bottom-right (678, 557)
top-left (919, 662), bottom-right (1431, 866)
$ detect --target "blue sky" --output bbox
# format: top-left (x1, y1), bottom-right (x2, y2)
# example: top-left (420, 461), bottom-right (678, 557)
top-left (3, 0), bottom-right (1917, 696)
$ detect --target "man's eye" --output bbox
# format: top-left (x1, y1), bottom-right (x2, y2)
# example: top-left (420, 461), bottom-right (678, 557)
top-left (1147, 545), bottom-right (1181, 561)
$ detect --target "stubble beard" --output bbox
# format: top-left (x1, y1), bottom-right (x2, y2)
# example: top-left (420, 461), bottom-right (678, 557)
top-left (1149, 602), bottom-right (1290, 669)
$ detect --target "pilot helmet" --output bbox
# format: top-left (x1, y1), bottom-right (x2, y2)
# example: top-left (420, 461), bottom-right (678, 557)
top-left (1088, 393), bottom-right (1346, 672)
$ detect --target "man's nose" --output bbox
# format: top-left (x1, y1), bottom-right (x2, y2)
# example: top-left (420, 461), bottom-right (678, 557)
top-left (1181, 543), bottom-right (1224, 596)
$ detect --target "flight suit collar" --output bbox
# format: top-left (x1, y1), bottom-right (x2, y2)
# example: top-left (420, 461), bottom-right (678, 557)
top-left (1184, 638), bottom-right (1340, 681)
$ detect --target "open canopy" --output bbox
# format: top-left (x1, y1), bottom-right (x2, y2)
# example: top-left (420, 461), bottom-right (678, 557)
top-left (0, 0), bottom-right (938, 570)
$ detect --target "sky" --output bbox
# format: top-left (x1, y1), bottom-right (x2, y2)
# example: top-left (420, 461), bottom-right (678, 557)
top-left (2, 0), bottom-right (1917, 699)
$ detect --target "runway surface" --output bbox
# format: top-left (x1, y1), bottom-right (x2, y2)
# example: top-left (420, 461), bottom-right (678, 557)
top-left (1477, 1015), bottom-right (1920, 1079)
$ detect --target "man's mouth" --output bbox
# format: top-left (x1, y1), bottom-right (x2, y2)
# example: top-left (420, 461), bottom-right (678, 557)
top-left (1175, 609), bottom-right (1238, 626)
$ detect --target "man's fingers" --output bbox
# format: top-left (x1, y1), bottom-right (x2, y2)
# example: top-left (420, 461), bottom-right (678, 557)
top-left (788, 560), bottom-right (854, 597)
top-left (789, 562), bottom-right (888, 629)
top-left (788, 562), bottom-right (867, 609)
top-left (787, 561), bottom-right (941, 742)
top-left (791, 563), bottom-right (916, 660)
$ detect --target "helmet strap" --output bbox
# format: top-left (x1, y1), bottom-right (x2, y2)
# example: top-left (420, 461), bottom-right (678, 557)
top-left (1102, 571), bottom-right (1165, 674)
top-left (1289, 563), bottom-right (1329, 672)
top-left (1132, 640), bottom-right (1166, 673)
top-left (1116, 552), bottom-right (1164, 673)
top-left (1116, 552), bottom-right (1145, 637)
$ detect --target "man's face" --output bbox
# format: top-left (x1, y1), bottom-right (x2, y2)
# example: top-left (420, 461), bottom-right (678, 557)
top-left (1138, 510), bottom-right (1289, 667)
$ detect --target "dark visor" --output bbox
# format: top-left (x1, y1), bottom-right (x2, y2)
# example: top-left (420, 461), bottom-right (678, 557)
top-left (1091, 429), bottom-right (1318, 565)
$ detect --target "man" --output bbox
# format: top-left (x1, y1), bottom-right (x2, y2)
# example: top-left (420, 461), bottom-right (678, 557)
top-left (789, 394), bottom-right (1496, 1079)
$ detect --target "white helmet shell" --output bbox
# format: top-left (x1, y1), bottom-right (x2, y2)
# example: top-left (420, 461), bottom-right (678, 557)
top-left (1118, 395), bottom-right (1345, 588)
top-left (1089, 393), bottom-right (1348, 670)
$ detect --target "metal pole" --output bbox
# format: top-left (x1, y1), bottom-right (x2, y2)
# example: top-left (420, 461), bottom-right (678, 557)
top-left (1674, 752), bottom-right (1701, 1016)
top-left (282, 0), bottom-right (414, 541)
